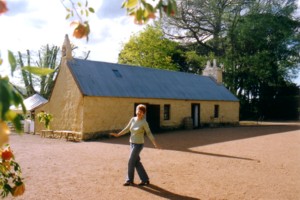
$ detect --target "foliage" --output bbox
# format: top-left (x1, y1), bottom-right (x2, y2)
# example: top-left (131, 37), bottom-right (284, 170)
top-left (119, 23), bottom-right (216, 74)
top-left (37, 45), bottom-right (60, 99)
top-left (0, 145), bottom-right (25, 198)
top-left (62, 0), bottom-right (178, 40)
top-left (12, 45), bottom-right (59, 99)
top-left (0, 77), bottom-right (25, 131)
top-left (179, 50), bottom-right (215, 74)
top-left (61, 0), bottom-right (95, 41)
top-left (223, 11), bottom-right (300, 119)
top-left (162, 0), bottom-right (249, 56)
top-left (118, 23), bottom-right (179, 71)
top-left (122, 0), bottom-right (177, 24)
top-left (161, 0), bottom-right (300, 120)
top-left (0, 57), bottom-right (26, 198)
top-left (37, 111), bottom-right (53, 130)
top-left (263, 83), bottom-right (299, 120)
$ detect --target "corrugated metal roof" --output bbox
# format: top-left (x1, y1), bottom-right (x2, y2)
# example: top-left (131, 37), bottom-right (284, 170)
top-left (11, 93), bottom-right (48, 111)
top-left (67, 59), bottom-right (239, 101)
top-left (24, 94), bottom-right (48, 111)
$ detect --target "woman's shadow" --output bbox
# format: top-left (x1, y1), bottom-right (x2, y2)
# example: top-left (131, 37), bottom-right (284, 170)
top-left (136, 184), bottom-right (200, 200)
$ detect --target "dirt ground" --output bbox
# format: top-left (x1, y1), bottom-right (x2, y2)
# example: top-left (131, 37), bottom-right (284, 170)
top-left (7, 122), bottom-right (300, 200)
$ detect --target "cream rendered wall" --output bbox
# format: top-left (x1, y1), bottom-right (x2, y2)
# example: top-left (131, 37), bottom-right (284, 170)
top-left (35, 59), bottom-right (84, 133)
top-left (35, 57), bottom-right (239, 137)
top-left (35, 103), bottom-right (49, 133)
top-left (82, 97), bottom-right (133, 134)
top-left (82, 96), bottom-right (239, 139)
top-left (199, 101), bottom-right (239, 123)
top-left (82, 97), bottom-right (193, 134)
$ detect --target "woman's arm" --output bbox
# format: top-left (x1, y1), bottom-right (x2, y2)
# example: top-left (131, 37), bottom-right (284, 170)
top-left (143, 121), bottom-right (160, 149)
top-left (110, 118), bottom-right (133, 137)
top-left (152, 139), bottom-right (160, 149)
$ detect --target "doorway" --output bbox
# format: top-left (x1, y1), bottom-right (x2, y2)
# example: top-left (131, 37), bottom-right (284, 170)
top-left (191, 103), bottom-right (200, 128)
top-left (134, 103), bottom-right (161, 132)
top-left (147, 104), bottom-right (160, 132)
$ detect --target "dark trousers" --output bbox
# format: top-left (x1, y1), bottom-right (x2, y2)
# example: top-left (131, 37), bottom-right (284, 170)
top-left (126, 143), bottom-right (149, 182)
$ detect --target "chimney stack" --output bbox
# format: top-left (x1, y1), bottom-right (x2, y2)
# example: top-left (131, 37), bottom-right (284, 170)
top-left (61, 34), bottom-right (72, 60)
top-left (202, 59), bottom-right (223, 84)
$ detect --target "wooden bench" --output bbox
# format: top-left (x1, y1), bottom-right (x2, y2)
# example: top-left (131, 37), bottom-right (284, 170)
top-left (53, 130), bottom-right (82, 142)
top-left (41, 130), bottom-right (54, 138)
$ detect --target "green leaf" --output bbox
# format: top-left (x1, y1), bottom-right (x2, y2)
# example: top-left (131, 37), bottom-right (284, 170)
top-left (88, 7), bottom-right (95, 13)
top-left (121, 1), bottom-right (127, 8)
top-left (143, 9), bottom-right (149, 18)
top-left (11, 113), bottom-right (23, 132)
top-left (22, 66), bottom-right (55, 76)
top-left (136, 8), bottom-right (144, 20)
top-left (66, 14), bottom-right (71, 20)
top-left (78, 2), bottom-right (82, 7)
top-left (0, 78), bottom-right (11, 119)
top-left (8, 50), bottom-right (17, 76)
top-left (124, 0), bottom-right (138, 9)
top-left (145, 3), bottom-right (154, 12)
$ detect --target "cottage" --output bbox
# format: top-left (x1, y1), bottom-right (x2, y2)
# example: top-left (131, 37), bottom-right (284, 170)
top-left (35, 35), bottom-right (239, 140)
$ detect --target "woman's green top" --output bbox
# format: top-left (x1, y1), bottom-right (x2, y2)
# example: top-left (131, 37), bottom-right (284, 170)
top-left (119, 117), bottom-right (155, 144)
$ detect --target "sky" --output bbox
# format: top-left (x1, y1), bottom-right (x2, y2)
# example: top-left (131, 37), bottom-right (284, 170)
top-left (0, 0), bottom-right (300, 85)
top-left (0, 0), bottom-right (145, 77)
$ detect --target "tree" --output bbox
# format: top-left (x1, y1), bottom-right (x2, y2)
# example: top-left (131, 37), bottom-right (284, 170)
top-left (38, 45), bottom-right (60, 99)
top-left (118, 24), bottom-right (180, 71)
top-left (15, 45), bottom-right (60, 99)
top-left (223, 9), bottom-right (300, 119)
top-left (13, 43), bottom-right (91, 99)
top-left (161, 0), bottom-right (300, 120)
top-left (16, 50), bottom-right (36, 97)
top-left (119, 22), bottom-right (215, 74)
top-left (162, 0), bottom-right (250, 56)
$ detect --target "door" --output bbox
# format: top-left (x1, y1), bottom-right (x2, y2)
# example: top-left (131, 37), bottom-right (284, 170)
top-left (146, 105), bottom-right (160, 132)
top-left (191, 104), bottom-right (200, 128)
top-left (134, 103), bottom-right (160, 132)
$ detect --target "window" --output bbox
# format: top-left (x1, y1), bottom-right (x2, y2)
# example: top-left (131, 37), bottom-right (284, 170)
top-left (164, 104), bottom-right (170, 120)
top-left (214, 105), bottom-right (219, 118)
top-left (112, 69), bottom-right (122, 78)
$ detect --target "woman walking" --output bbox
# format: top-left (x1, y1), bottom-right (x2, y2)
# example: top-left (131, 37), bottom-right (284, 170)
top-left (110, 104), bottom-right (159, 186)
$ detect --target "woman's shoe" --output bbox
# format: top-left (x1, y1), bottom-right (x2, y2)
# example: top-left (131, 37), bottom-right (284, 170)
top-left (138, 181), bottom-right (150, 186)
top-left (123, 181), bottom-right (134, 186)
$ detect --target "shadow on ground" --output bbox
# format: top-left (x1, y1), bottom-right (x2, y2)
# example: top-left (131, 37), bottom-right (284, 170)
top-left (97, 124), bottom-right (299, 160)
top-left (136, 184), bottom-right (200, 200)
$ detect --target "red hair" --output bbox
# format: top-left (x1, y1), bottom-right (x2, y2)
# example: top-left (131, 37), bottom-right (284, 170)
top-left (137, 104), bottom-right (146, 114)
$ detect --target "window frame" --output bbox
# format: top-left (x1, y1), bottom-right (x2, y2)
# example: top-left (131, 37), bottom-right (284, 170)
top-left (214, 104), bottom-right (219, 118)
top-left (163, 104), bottom-right (171, 120)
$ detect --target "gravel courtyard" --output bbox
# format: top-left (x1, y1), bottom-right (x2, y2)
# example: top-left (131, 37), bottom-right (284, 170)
top-left (7, 122), bottom-right (300, 200)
